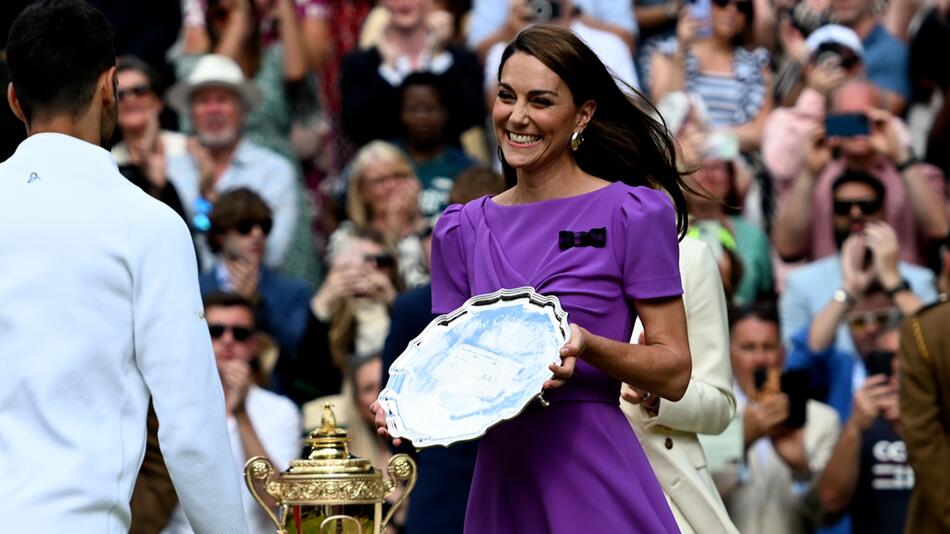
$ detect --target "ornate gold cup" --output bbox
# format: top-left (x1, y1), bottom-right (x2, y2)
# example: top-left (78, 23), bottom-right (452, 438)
top-left (245, 404), bottom-right (417, 534)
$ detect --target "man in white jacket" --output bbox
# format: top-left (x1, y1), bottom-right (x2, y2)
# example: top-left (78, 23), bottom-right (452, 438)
top-left (0, 1), bottom-right (248, 532)
top-left (622, 236), bottom-right (739, 533)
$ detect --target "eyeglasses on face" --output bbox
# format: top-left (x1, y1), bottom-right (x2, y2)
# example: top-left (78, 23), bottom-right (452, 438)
top-left (208, 323), bottom-right (255, 342)
top-left (712, 0), bottom-right (753, 15)
top-left (833, 198), bottom-right (883, 216)
top-left (365, 253), bottom-right (395, 269)
top-left (847, 308), bottom-right (902, 334)
top-left (117, 84), bottom-right (152, 101)
top-left (234, 218), bottom-right (273, 236)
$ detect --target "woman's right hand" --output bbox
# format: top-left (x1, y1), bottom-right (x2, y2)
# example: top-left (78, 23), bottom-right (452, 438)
top-left (370, 400), bottom-right (402, 447)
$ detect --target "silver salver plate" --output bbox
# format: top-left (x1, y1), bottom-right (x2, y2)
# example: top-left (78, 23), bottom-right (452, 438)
top-left (378, 287), bottom-right (570, 448)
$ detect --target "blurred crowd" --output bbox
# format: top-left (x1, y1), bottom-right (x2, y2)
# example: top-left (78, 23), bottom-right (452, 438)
top-left (1, 0), bottom-right (948, 532)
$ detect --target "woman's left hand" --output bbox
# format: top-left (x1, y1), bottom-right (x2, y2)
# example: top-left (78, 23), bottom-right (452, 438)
top-left (545, 324), bottom-right (584, 389)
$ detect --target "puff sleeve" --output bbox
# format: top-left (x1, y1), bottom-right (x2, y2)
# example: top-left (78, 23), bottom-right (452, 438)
top-left (617, 187), bottom-right (683, 301)
top-left (431, 204), bottom-right (471, 314)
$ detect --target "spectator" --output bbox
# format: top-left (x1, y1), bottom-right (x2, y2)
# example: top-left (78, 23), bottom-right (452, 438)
top-left (818, 324), bottom-right (912, 534)
top-left (341, 0), bottom-right (483, 148)
top-left (621, 235), bottom-right (738, 533)
top-left (330, 141), bottom-right (428, 289)
top-left (830, 0), bottom-right (911, 113)
top-left (199, 188), bottom-right (314, 400)
top-left (112, 55), bottom-right (187, 219)
top-left (162, 292), bottom-right (302, 534)
top-left (396, 72), bottom-right (477, 220)
top-left (467, 0), bottom-right (638, 60)
top-left (780, 172), bottom-right (937, 365)
top-left (649, 0), bottom-right (772, 151)
top-left (683, 131), bottom-right (774, 304)
top-left (771, 80), bottom-right (948, 266)
top-left (898, 273), bottom-right (950, 532)
top-left (166, 54), bottom-right (301, 272)
top-left (763, 25), bottom-right (865, 202)
top-left (721, 304), bottom-right (841, 534)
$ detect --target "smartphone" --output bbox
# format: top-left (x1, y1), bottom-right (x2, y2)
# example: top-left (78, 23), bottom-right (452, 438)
top-left (865, 350), bottom-right (895, 377)
top-left (690, 0), bottom-right (713, 38)
top-left (824, 113), bottom-right (870, 138)
top-left (781, 370), bottom-right (810, 429)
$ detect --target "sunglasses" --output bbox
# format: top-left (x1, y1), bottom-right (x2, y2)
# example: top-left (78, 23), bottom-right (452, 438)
top-left (366, 253), bottom-right (396, 269)
top-left (208, 323), bottom-right (255, 342)
top-left (712, 0), bottom-right (753, 15)
top-left (847, 308), bottom-right (902, 334)
top-left (833, 198), bottom-right (883, 216)
top-left (117, 84), bottom-right (152, 101)
top-left (235, 218), bottom-right (273, 236)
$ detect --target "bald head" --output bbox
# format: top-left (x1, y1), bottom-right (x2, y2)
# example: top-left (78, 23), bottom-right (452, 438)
top-left (832, 80), bottom-right (879, 114)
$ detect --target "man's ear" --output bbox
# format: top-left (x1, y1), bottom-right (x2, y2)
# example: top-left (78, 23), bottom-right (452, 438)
top-left (100, 66), bottom-right (118, 108)
top-left (7, 83), bottom-right (26, 125)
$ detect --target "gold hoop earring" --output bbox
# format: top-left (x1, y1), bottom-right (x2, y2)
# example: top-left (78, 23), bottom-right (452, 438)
top-left (570, 130), bottom-right (584, 152)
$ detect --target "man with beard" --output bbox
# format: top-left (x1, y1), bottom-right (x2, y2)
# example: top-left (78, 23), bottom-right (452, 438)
top-left (0, 1), bottom-right (248, 532)
top-left (780, 171), bottom-right (937, 373)
top-left (166, 54), bottom-right (299, 273)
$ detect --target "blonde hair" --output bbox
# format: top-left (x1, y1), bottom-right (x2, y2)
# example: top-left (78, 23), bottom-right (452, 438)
top-left (346, 141), bottom-right (416, 228)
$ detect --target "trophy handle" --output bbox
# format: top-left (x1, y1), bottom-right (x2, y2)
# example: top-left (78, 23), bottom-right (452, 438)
top-left (380, 454), bottom-right (418, 531)
top-left (244, 456), bottom-right (287, 533)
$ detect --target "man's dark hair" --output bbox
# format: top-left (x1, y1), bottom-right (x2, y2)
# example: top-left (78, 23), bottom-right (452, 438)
top-left (6, 0), bottom-right (116, 122)
top-left (203, 291), bottom-right (257, 319)
top-left (116, 55), bottom-right (165, 95)
top-left (831, 170), bottom-right (886, 202)
top-left (208, 188), bottom-right (272, 254)
top-left (728, 301), bottom-right (780, 331)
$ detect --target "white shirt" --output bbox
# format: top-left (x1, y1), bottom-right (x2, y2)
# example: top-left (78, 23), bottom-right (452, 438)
top-left (0, 133), bottom-right (248, 534)
top-left (163, 386), bottom-right (302, 534)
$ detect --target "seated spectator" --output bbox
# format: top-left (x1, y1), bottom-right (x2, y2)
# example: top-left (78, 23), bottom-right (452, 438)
top-left (306, 228), bottom-right (401, 383)
top-left (780, 174), bottom-right (936, 413)
top-left (396, 72), bottom-right (476, 221)
top-left (818, 323), bottom-right (913, 534)
top-left (467, 0), bottom-right (638, 60)
top-left (830, 0), bottom-right (911, 114)
top-left (166, 54), bottom-right (301, 272)
top-left (341, 0), bottom-right (483, 148)
top-left (330, 141), bottom-right (428, 289)
top-left (162, 292), bottom-right (301, 534)
top-left (684, 131), bottom-right (774, 304)
top-left (199, 188), bottom-right (314, 400)
top-left (721, 304), bottom-right (840, 534)
top-left (649, 0), bottom-right (772, 152)
top-left (112, 55), bottom-right (187, 219)
top-left (771, 80), bottom-right (948, 266)
top-left (763, 25), bottom-right (865, 202)
top-left (482, 0), bottom-right (640, 101)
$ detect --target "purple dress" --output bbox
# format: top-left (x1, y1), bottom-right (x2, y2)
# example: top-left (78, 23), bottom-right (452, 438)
top-left (430, 182), bottom-right (683, 533)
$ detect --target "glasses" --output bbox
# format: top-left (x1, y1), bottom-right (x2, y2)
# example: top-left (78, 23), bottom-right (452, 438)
top-left (365, 253), bottom-right (396, 269)
top-left (847, 308), bottom-right (902, 334)
top-left (235, 218), bottom-right (273, 236)
top-left (833, 198), bottom-right (883, 216)
top-left (117, 84), bottom-right (152, 101)
top-left (208, 323), bottom-right (255, 342)
top-left (712, 0), bottom-right (753, 15)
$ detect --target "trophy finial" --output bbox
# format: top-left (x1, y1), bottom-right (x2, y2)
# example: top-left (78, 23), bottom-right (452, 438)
top-left (321, 403), bottom-right (337, 433)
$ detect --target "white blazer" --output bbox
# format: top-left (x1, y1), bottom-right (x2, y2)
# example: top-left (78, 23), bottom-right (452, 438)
top-left (0, 134), bottom-right (248, 533)
top-left (622, 237), bottom-right (739, 534)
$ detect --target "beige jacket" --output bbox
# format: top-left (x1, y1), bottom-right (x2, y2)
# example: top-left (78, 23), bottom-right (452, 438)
top-left (622, 237), bottom-right (739, 534)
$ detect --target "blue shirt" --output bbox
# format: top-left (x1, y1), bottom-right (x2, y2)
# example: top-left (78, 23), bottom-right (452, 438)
top-left (863, 23), bottom-right (912, 101)
top-left (467, 0), bottom-right (638, 47)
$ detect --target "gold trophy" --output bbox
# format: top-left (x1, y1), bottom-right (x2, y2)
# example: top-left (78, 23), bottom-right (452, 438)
top-left (245, 403), bottom-right (417, 534)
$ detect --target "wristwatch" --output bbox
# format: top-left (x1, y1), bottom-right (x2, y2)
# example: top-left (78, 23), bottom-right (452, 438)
top-left (885, 278), bottom-right (911, 298)
top-left (833, 288), bottom-right (855, 306)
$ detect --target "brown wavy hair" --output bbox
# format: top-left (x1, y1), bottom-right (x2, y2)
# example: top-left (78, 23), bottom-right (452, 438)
top-left (497, 25), bottom-right (691, 237)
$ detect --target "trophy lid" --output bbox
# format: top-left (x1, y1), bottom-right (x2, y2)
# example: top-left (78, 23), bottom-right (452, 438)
top-left (287, 403), bottom-right (376, 475)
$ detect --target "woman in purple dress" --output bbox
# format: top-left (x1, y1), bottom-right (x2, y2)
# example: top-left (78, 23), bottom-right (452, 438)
top-left (374, 25), bottom-right (693, 533)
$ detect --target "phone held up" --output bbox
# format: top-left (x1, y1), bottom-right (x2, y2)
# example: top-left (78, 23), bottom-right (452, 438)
top-left (864, 350), bottom-right (895, 378)
top-left (824, 113), bottom-right (870, 138)
top-left (689, 0), bottom-right (713, 38)
top-left (754, 367), bottom-right (810, 429)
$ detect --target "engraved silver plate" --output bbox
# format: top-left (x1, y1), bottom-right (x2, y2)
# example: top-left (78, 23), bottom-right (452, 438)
top-left (378, 287), bottom-right (570, 448)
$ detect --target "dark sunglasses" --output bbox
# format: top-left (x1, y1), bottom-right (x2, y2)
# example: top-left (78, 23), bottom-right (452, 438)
top-left (235, 218), bottom-right (273, 236)
top-left (712, 0), bottom-right (753, 15)
top-left (209, 323), bottom-right (254, 341)
top-left (366, 253), bottom-right (396, 269)
top-left (833, 198), bottom-right (883, 216)
top-left (117, 84), bottom-right (152, 101)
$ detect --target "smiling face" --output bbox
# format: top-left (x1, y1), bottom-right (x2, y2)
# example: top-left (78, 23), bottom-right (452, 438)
top-left (191, 86), bottom-right (244, 149)
top-left (492, 52), bottom-right (594, 176)
top-left (117, 69), bottom-right (160, 134)
top-left (711, 0), bottom-right (750, 42)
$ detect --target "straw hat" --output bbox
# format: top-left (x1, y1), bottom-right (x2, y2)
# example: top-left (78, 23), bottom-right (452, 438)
top-left (166, 54), bottom-right (263, 114)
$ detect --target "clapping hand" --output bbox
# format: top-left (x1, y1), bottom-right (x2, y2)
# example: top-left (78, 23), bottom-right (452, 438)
top-left (841, 234), bottom-right (875, 298)
top-left (219, 359), bottom-right (254, 415)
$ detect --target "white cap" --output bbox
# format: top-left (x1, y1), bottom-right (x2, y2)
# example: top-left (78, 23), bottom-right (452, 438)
top-left (805, 24), bottom-right (865, 60)
top-left (166, 54), bottom-right (263, 114)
